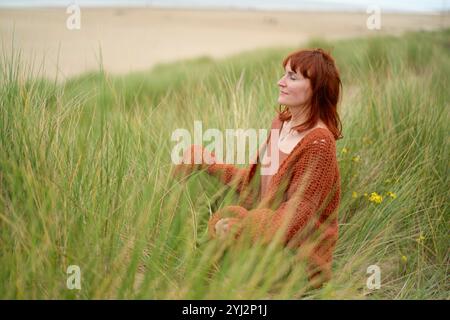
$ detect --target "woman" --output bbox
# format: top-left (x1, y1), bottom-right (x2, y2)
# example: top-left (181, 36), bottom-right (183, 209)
top-left (174, 48), bottom-right (343, 287)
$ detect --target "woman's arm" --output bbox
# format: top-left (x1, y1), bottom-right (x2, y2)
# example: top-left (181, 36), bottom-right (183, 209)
top-left (204, 156), bottom-right (251, 194)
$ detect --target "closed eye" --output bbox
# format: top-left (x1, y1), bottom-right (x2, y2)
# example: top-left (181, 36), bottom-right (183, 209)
top-left (286, 71), bottom-right (297, 80)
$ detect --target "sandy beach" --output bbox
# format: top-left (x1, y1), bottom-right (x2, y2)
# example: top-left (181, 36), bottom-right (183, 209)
top-left (0, 7), bottom-right (448, 79)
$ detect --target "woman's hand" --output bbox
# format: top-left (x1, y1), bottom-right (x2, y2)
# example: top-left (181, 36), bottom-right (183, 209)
top-left (214, 218), bottom-right (239, 239)
top-left (208, 206), bottom-right (248, 239)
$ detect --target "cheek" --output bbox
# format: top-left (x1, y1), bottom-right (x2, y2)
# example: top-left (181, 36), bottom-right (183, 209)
top-left (292, 83), bottom-right (310, 100)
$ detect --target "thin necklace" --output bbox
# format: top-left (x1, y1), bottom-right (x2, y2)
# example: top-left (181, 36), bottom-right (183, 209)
top-left (279, 120), bottom-right (294, 143)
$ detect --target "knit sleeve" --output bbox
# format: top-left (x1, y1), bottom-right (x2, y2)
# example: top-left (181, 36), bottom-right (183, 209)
top-left (207, 136), bottom-right (339, 246)
top-left (204, 160), bottom-right (251, 194)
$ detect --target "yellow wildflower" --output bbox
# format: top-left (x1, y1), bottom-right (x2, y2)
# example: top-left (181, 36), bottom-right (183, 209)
top-left (368, 192), bottom-right (383, 204)
top-left (401, 255), bottom-right (408, 263)
top-left (364, 192), bottom-right (368, 197)
top-left (416, 232), bottom-right (425, 244)
top-left (352, 191), bottom-right (358, 198)
top-left (352, 155), bottom-right (361, 163)
top-left (363, 136), bottom-right (373, 145)
top-left (386, 191), bottom-right (397, 199)
top-left (341, 147), bottom-right (348, 154)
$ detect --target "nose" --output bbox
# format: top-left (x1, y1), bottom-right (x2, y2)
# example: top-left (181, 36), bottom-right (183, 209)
top-left (278, 75), bottom-right (286, 88)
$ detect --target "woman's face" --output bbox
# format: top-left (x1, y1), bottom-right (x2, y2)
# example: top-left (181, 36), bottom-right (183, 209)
top-left (277, 60), bottom-right (312, 108)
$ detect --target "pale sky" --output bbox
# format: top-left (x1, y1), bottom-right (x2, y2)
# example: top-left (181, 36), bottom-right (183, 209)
top-left (0, 0), bottom-right (448, 13)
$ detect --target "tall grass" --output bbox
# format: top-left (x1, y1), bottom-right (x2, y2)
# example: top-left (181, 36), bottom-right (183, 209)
top-left (0, 29), bottom-right (449, 299)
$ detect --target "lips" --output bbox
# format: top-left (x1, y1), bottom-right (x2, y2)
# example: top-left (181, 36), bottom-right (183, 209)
top-left (280, 91), bottom-right (288, 95)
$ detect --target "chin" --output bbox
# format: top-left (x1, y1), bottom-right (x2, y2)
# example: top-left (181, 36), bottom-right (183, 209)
top-left (278, 101), bottom-right (293, 107)
top-left (277, 97), bottom-right (288, 105)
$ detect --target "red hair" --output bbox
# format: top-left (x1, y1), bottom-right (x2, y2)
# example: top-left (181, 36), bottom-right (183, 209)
top-left (277, 48), bottom-right (343, 140)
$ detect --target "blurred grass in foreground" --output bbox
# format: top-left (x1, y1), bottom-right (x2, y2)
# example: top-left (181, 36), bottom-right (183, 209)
top-left (0, 28), bottom-right (449, 299)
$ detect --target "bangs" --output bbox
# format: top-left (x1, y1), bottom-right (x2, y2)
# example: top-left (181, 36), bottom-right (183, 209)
top-left (282, 51), bottom-right (315, 79)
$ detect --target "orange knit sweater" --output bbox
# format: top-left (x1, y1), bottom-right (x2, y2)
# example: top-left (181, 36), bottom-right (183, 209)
top-left (174, 116), bottom-right (341, 285)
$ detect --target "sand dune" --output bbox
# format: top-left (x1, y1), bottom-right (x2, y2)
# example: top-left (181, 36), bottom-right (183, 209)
top-left (0, 7), bottom-right (448, 80)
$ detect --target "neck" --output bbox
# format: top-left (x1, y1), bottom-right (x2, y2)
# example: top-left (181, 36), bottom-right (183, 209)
top-left (288, 105), bottom-right (309, 127)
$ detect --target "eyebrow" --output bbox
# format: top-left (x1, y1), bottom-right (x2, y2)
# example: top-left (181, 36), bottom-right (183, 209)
top-left (287, 71), bottom-right (297, 77)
